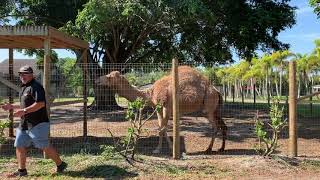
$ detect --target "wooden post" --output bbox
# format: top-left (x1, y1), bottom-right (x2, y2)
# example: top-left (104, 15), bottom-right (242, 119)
top-left (289, 61), bottom-right (297, 157)
top-left (172, 58), bottom-right (180, 159)
top-left (82, 50), bottom-right (88, 137)
top-left (43, 38), bottom-right (51, 159)
top-left (8, 48), bottom-right (14, 137)
top-left (43, 38), bottom-right (51, 116)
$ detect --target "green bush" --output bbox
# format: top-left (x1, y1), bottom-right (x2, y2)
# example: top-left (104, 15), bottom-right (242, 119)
top-left (107, 97), bottom-right (160, 163)
top-left (254, 99), bottom-right (287, 156)
top-left (0, 98), bottom-right (10, 144)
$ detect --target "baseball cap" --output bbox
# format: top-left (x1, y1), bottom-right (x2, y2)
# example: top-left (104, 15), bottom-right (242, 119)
top-left (18, 65), bottom-right (33, 74)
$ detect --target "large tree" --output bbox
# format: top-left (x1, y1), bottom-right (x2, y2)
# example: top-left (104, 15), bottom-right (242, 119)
top-left (4, 0), bottom-right (297, 109)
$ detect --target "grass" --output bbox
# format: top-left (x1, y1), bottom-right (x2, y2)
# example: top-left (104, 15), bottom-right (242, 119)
top-left (225, 99), bottom-right (320, 118)
top-left (153, 163), bottom-right (188, 176)
top-left (1, 152), bottom-right (319, 179)
top-left (301, 159), bottom-right (320, 170)
top-left (0, 152), bottom-right (236, 180)
top-left (54, 97), bottom-right (95, 104)
top-left (0, 153), bottom-right (136, 179)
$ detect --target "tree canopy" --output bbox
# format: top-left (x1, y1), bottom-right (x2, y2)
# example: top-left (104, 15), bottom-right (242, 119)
top-left (310, 0), bottom-right (320, 17)
top-left (1, 0), bottom-right (297, 65)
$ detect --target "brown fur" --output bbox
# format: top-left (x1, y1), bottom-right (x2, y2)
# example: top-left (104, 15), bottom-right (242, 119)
top-left (97, 66), bottom-right (227, 153)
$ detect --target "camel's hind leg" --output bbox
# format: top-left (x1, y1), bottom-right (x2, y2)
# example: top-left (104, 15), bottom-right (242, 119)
top-left (218, 119), bottom-right (227, 152)
top-left (215, 102), bottom-right (227, 152)
top-left (205, 112), bottom-right (218, 154)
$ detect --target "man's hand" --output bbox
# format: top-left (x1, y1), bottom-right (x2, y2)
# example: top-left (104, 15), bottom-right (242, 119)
top-left (14, 109), bottom-right (25, 118)
top-left (1, 103), bottom-right (14, 111)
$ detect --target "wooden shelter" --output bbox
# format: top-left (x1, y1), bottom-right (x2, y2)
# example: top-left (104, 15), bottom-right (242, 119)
top-left (0, 26), bottom-right (89, 137)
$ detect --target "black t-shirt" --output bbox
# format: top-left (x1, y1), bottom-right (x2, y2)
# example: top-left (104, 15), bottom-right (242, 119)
top-left (19, 79), bottom-right (49, 130)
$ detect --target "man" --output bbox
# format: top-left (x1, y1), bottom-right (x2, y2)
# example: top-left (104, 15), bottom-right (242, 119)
top-left (1, 65), bottom-right (67, 177)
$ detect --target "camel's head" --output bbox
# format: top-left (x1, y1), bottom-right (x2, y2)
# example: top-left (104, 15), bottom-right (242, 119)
top-left (96, 71), bottom-right (129, 89)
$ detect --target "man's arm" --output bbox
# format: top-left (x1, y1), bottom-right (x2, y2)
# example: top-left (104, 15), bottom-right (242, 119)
top-left (24, 102), bottom-right (45, 113)
top-left (13, 102), bottom-right (45, 118)
top-left (1, 103), bottom-right (20, 111)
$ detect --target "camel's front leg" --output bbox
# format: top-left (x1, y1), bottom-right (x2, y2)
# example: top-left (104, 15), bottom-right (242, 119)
top-left (162, 107), bottom-right (173, 151)
top-left (153, 108), bottom-right (172, 154)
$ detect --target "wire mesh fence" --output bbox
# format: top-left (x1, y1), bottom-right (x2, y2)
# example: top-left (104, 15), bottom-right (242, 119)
top-left (0, 61), bottom-right (319, 158)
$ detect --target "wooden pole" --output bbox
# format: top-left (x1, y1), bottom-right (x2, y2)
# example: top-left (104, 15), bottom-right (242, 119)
top-left (8, 48), bottom-right (14, 137)
top-left (289, 61), bottom-right (297, 157)
top-left (43, 38), bottom-right (51, 159)
top-left (82, 50), bottom-right (88, 137)
top-left (43, 38), bottom-right (51, 116)
top-left (172, 58), bottom-right (180, 159)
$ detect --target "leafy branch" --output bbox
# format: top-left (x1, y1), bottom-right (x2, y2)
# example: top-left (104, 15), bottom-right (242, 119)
top-left (254, 99), bottom-right (287, 156)
top-left (0, 98), bottom-right (10, 144)
top-left (105, 97), bottom-right (161, 164)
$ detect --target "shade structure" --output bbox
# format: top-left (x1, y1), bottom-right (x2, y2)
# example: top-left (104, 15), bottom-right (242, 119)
top-left (0, 26), bottom-right (88, 49)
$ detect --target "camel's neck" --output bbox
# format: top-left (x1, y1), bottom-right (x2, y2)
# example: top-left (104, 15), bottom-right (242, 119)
top-left (117, 85), bottom-right (151, 103)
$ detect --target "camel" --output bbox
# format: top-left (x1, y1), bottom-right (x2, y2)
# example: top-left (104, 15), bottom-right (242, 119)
top-left (96, 66), bottom-right (227, 154)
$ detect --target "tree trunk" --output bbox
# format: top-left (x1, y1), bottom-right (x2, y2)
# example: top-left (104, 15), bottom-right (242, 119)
top-left (81, 49), bottom-right (123, 111)
top-left (275, 78), bottom-right (279, 97)
top-left (89, 84), bottom-right (123, 111)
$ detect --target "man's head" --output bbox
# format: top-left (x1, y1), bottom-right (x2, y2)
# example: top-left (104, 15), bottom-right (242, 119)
top-left (18, 65), bottom-right (34, 84)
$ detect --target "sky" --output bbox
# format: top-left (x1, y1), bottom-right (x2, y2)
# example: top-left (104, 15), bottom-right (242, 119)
top-left (0, 0), bottom-right (319, 62)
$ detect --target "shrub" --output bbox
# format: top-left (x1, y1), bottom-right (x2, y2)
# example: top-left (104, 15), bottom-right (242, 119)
top-left (107, 97), bottom-right (160, 164)
top-left (0, 98), bottom-right (10, 144)
top-left (254, 99), bottom-right (287, 156)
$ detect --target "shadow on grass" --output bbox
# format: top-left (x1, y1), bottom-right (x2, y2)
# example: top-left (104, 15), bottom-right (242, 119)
top-left (64, 164), bottom-right (138, 179)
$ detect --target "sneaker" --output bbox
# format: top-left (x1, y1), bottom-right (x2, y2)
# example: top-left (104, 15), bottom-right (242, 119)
top-left (6, 169), bottom-right (28, 177)
top-left (56, 161), bottom-right (68, 173)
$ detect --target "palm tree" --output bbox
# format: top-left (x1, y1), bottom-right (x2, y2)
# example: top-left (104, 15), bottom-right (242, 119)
top-left (270, 50), bottom-right (295, 97)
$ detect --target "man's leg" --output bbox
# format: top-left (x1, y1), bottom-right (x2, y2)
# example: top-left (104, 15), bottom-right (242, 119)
top-left (16, 147), bottom-right (27, 169)
top-left (30, 122), bottom-right (67, 173)
top-left (42, 146), bottom-right (62, 165)
top-left (42, 147), bottom-right (67, 173)
top-left (7, 128), bottom-right (31, 177)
